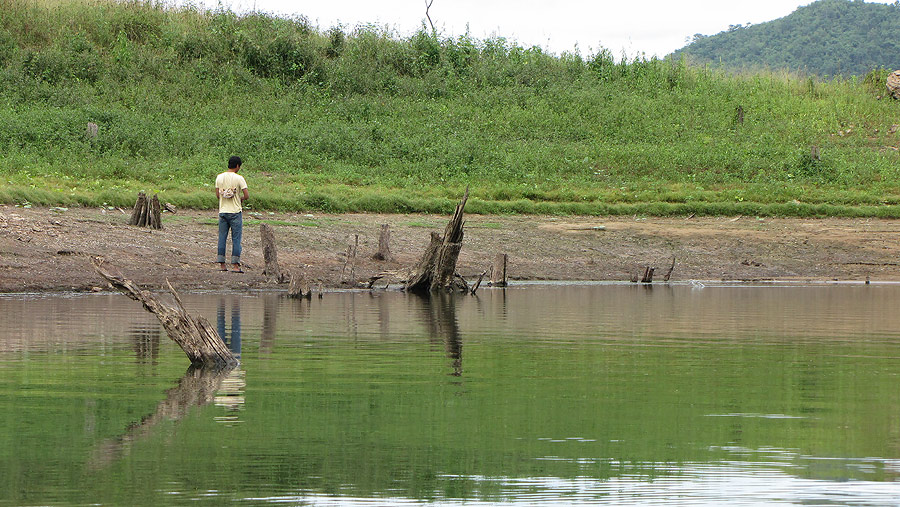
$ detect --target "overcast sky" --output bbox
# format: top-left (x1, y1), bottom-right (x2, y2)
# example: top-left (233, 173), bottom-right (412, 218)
top-left (196, 0), bottom-right (894, 58)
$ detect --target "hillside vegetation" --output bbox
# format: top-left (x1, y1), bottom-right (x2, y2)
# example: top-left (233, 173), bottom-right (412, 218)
top-left (1, 0), bottom-right (899, 216)
top-left (676, 0), bottom-right (900, 77)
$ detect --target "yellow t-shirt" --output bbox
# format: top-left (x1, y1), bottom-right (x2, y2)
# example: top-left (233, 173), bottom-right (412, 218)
top-left (216, 171), bottom-right (248, 213)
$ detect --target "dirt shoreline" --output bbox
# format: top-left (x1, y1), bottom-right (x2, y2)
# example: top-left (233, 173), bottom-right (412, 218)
top-left (3, 205), bottom-right (900, 293)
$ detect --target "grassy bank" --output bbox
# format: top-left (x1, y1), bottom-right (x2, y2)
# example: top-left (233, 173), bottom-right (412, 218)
top-left (1, 0), bottom-right (899, 216)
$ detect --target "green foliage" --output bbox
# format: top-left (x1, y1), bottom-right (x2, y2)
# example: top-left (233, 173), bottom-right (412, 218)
top-left (0, 0), bottom-right (899, 217)
top-left (676, 0), bottom-right (900, 77)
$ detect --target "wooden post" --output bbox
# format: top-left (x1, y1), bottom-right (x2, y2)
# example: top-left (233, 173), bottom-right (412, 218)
top-left (491, 253), bottom-right (508, 287)
top-left (91, 257), bottom-right (237, 368)
top-left (640, 266), bottom-right (655, 284)
top-left (373, 224), bottom-right (393, 261)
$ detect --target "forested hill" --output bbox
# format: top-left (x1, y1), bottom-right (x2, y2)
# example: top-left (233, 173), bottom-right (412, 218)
top-left (673, 0), bottom-right (900, 76)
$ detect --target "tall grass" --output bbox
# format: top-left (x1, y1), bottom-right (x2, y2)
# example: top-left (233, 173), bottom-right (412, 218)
top-left (1, 0), bottom-right (899, 215)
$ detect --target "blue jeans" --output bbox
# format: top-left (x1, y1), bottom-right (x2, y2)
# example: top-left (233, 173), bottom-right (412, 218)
top-left (217, 212), bottom-right (243, 264)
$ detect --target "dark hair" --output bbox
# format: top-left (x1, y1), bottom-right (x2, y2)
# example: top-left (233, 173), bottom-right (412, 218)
top-left (228, 156), bottom-right (242, 169)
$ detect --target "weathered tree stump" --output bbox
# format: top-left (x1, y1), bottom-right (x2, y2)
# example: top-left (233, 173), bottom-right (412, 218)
top-left (260, 223), bottom-right (287, 283)
top-left (373, 224), bottom-right (393, 261)
top-left (91, 257), bottom-right (237, 367)
top-left (128, 192), bottom-right (146, 226)
top-left (490, 253), bottom-right (508, 287)
top-left (640, 266), bottom-right (655, 283)
top-left (287, 270), bottom-right (311, 299)
top-left (149, 194), bottom-right (162, 230)
top-left (405, 189), bottom-right (470, 293)
top-left (127, 192), bottom-right (162, 230)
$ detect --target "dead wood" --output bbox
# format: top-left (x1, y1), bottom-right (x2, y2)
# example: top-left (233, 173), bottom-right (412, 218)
top-left (405, 188), bottom-right (470, 293)
top-left (260, 224), bottom-right (287, 283)
top-left (640, 266), bottom-right (655, 283)
top-left (149, 194), bottom-right (162, 230)
top-left (91, 257), bottom-right (237, 368)
top-left (373, 224), bottom-right (393, 261)
top-left (128, 192), bottom-right (146, 226)
top-left (288, 270), bottom-right (311, 299)
top-left (490, 253), bottom-right (508, 287)
top-left (663, 256), bottom-right (676, 282)
top-left (471, 270), bottom-right (487, 295)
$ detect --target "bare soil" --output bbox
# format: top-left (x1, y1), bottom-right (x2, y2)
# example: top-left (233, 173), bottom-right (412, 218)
top-left (3, 205), bottom-right (900, 293)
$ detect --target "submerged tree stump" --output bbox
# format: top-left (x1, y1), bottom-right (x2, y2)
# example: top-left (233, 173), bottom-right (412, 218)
top-left (405, 189), bottom-right (470, 293)
top-left (91, 257), bottom-right (237, 368)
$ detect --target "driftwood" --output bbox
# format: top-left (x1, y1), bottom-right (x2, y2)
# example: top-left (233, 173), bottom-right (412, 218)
top-left (91, 257), bottom-right (237, 367)
top-left (127, 191), bottom-right (162, 230)
top-left (405, 189), bottom-right (470, 293)
top-left (373, 224), bottom-right (393, 261)
top-left (490, 253), bottom-right (508, 287)
top-left (260, 224), bottom-right (288, 283)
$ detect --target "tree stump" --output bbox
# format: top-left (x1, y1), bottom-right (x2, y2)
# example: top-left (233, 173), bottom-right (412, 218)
top-left (287, 270), bottom-right (311, 299)
top-left (373, 224), bottom-right (393, 261)
top-left (91, 257), bottom-right (237, 368)
top-left (490, 253), bottom-right (508, 287)
top-left (405, 189), bottom-right (470, 293)
top-left (260, 224), bottom-right (287, 283)
top-left (127, 192), bottom-right (162, 230)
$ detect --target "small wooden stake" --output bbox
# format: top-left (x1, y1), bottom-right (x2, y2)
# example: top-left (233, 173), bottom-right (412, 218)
top-left (471, 270), bottom-right (487, 295)
top-left (663, 256), bottom-right (676, 282)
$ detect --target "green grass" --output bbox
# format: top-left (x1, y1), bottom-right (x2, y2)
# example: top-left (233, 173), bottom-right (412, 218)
top-left (1, 0), bottom-right (899, 216)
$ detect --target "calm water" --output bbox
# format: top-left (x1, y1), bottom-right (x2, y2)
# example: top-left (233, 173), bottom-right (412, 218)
top-left (3, 283), bottom-right (900, 505)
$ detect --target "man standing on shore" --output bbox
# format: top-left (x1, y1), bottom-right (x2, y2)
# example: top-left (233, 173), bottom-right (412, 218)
top-left (215, 156), bottom-right (249, 272)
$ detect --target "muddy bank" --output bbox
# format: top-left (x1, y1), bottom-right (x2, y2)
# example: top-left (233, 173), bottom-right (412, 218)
top-left (2, 205), bottom-right (899, 293)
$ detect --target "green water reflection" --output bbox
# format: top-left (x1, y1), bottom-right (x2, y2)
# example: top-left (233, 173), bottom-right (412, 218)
top-left (2, 285), bottom-right (900, 504)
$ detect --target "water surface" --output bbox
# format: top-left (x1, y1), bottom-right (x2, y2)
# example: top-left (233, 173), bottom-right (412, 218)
top-left (3, 284), bottom-right (900, 505)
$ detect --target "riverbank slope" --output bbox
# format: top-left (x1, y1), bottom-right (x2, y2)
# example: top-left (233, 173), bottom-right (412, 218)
top-left (2, 205), bottom-right (898, 293)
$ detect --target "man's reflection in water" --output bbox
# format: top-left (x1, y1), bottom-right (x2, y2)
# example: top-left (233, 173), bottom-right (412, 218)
top-left (215, 297), bottom-right (245, 422)
top-left (217, 297), bottom-right (241, 358)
